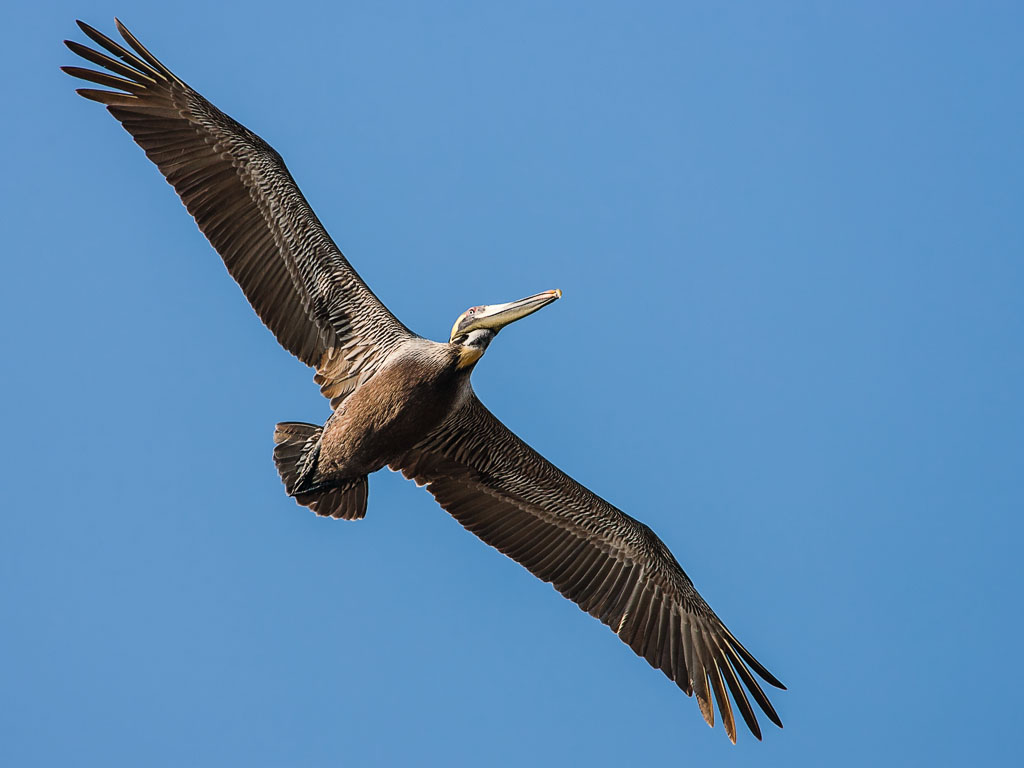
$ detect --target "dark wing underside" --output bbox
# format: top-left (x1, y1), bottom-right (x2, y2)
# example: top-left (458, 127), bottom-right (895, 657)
top-left (63, 20), bottom-right (414, 406)
top-left (391, 393), bottom-right (785, 742)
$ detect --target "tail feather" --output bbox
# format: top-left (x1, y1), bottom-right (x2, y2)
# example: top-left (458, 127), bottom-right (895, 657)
top-left (273, 422), bottom-right (369, 521)
top-left (273, 422), bottom-right (322, 495)
top-left (296, 477), bottom-right (369, 520)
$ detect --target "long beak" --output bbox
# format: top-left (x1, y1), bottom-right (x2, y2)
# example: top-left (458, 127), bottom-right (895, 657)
top-left (472, 289), bottom-right (562, 331)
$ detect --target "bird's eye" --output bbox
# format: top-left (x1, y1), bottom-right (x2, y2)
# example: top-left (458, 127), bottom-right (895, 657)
top-left (468, 309), bottom-right (475, 315)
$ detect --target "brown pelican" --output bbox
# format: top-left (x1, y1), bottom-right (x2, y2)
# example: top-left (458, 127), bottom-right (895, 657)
top-left (64, 20), bottom-right (785, 742)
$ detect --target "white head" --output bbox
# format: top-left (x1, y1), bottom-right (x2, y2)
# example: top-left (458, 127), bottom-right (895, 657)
top-left (448, 289), bottom-right (562, 367)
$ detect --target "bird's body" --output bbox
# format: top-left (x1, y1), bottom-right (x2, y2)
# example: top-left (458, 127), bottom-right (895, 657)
top-left (320, 339), bottom-right (467, 478)
top-left (65, 19), bottom-right (786, 743)
top-left (276, 339), bottom-right (469, 519)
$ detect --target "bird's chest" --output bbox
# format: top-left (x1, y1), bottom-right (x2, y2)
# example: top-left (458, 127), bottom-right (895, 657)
top-left (320, 357), bottom-right (461, 473)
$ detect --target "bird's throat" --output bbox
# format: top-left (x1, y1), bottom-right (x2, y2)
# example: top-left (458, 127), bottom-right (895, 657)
top-left (455, 345), bottom-right (484, 369)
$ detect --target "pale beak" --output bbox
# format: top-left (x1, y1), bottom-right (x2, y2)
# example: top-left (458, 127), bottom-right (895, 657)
top-left (471, 289), bottom-right (562, 331)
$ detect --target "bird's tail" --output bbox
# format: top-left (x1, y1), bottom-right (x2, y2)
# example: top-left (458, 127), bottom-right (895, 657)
top-left (273, 422), bottom-right (368, 520)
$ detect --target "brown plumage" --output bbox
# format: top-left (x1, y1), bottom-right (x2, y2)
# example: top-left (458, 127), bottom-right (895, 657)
top-left (64, 19), bottom-right (785, 742)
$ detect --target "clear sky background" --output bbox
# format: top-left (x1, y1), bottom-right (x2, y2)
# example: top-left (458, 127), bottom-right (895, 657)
top-left (3, 1), bottom-right (1022, 765)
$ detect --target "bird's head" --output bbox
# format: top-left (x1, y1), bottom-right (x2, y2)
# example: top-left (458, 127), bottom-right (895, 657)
top-left (449, 289), bottom-right (562, 368)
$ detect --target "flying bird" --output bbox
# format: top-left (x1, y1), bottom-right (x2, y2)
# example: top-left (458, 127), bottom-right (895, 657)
top-left (64, 20), bottom-right (785, 742)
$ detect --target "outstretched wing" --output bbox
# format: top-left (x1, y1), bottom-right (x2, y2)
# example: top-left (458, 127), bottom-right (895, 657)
top-left (391, 393), bottom-right (785, 742)
top-left (63, 20), bottom-right (414, 406)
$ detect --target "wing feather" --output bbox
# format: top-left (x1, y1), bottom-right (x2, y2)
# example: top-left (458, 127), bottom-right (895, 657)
top-left (392, 392), bottom-right (784, 742)
top-left (64, 20), bottom-right (413, 403)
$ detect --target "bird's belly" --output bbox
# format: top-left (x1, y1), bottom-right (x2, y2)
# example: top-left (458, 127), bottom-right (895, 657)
top-left (318, 363), bottom-right (461, 477)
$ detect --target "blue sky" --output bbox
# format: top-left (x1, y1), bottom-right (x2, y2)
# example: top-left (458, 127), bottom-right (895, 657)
top-left (3, 1), bottom-right (1023, 765)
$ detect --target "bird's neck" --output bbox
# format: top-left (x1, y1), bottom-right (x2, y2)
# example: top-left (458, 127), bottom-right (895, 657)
top-left (455, 344), bottom-right (484, 369)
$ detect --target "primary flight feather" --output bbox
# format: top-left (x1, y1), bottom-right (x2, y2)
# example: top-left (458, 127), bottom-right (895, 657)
top-left (64, 19), bottom-right (785, 742)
